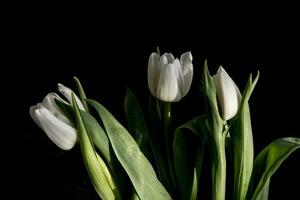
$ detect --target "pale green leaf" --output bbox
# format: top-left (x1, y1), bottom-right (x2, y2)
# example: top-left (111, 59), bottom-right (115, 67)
top-left (231, 72), bottom-right (259, 200)
top-left (249, 137), bottom-right (300, 200)
top-left (88, 99), bottom-right (172, 200)
top-left (173, 115), bottom-right (207, 200)
top-left (81, 112), bottom-right (111, 163)
top-left (55, 99), bottom-right (112, 165)
top-left (72, 94), bottom-right (116, 200)
top-left (202, 60), bottom-right (226, 200)
top-left (74, 76), bottom-right (90, 112)
top-left (202, 60), bottom-right (223, 132)
top-left (56, 98), bottom-right (129, 197)
top-left (124, 88), bottom-right (149, 154)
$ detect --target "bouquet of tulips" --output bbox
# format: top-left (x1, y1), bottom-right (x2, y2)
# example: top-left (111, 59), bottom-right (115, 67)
top-left (30, 49), bottom-right (300, 200)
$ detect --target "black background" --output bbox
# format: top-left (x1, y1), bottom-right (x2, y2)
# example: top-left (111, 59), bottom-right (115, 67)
top-left (6, 5), bottom-right (300, 200)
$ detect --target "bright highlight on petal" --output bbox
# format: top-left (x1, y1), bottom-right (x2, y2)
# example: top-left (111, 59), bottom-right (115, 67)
top-left (213, 66), bottom-right (241, 120)
top-left (58, 83), bottom-right (85, 110)
top-left (147, 51), bottom-right (193, 102)
top-left (29, 83), bottom-right (85, 150)
top-left (33, 105), bottom-right (77, 150)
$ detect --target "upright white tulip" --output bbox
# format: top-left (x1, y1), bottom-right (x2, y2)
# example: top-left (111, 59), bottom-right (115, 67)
top-left (30, 84), bottom-right (85, 150)
top-left (213, 66), bottom-right (241, 120)
top-left (148, 51), bottom-right (193, 102)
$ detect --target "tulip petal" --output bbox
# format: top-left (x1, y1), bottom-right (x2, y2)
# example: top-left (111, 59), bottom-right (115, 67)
top-left (42, 93), bottom-right (72, 126)
top-left (35, 105), bottom-right (77, 150)
top-left (157, 63), bottom-right (179, 102)
top-left (58, 83), bottom-right (85, 111)
top-left (180, 52), bottom-right (193, 97)
top-left (159, 54), bottom-right (169, 67)
top-left (30, 105), bottom-right (43, 130)
top-left (147, 52), bottom-right (160, 97)
top-left (147, 51), bottom-right (193, 102)
top-left (235, 82), bottom-right (242, 106)
top-left (213, 66), bottom-right (240, 120)
top-left (172, 58), bottom-right (184, 98)
top-left (162, 53), bottom-right (175, 63)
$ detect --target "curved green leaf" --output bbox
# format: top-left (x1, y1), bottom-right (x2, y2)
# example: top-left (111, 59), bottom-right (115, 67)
top-left (72, 95), bottom-right (117, 200)
top-left (202, 60), bottom-right (226, 200)
top-left (74, 76), bottom-right (90, 112)
top-left (81, 112), bottom-right (111, 164)
top-left (56, 99), bottom-right (112, 165)
top-left (56, 98), bottom-right (130, 197)
top-left (173, 115), bottom-right (207, 200)
top-left (249, 137), bottom-right (300, 200)
top-left (88, 99), bottom-right (172, 200)
top-left (231, 72), bottom-right (259, 200)
top-left (124, 88), bottom-right (150, 155)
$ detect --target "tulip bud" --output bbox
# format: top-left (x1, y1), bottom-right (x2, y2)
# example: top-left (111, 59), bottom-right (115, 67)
top-left (213, 66), bottom-right (241, 120)
top-left (148, 51), bottom-right (193, 102)
top-left (30, 84), bottom-right (84, 150)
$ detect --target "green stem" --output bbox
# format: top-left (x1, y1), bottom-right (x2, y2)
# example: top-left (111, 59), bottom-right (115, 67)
top-left (211, 127), bottom-right (226, 200)
top-left (162, 102), bottom-right (176, 192)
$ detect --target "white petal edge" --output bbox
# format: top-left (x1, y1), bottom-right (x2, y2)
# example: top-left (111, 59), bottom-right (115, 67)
top-left (172, 58), bottom-right (184, 98)
top-left (35, 105), bottom-right (77, 150)
top-left (180, 51), bottom-right (193, 97)
top-left (57, 83), bottom-right (85, 111)
top-left (30, 105), bottom-right (43, 130)
top-left (147, 52), bottom-right (160, 97)
top-left (214, 66), bottom-right (240, 120)
top-left (162, 53), bottom-right (175, 63)
top-left (42, 93), bottom-right (72, 126)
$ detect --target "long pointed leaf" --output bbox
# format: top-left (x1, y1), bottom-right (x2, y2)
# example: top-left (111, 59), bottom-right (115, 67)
top-left (88, 99), bottom-right (172, 200)
top-left (74, 76), bottom-right (90, 112)
top-left (72, 94), bottom-right (116, 200)
top-left (124, 88), bottom-right (150, 155)
top-left (81, 112), bottom-right (111, 164)
top-left (231, 72), bottom-right (259, 200)
top-left (173, 115), bottom-right (207, 200)
top-left (202, 60), bottom-right (226, 200)
top-left (55, 100), bottom-right (112, 165)
top-left (56, 98), bottom-right (129, 197)
top-left (249, 137), bottom-right (300, 200)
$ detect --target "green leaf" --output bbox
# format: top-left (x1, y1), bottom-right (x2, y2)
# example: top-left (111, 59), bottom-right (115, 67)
top-left (249, 137), bottom-right (300, 200)
top-left (254, 179), bottom-right (269, 200)
top-left (72, 94), bottom-right (117, 200)
top-left (87, 99), bottom-right (172, 200)
top-left (55, 100), bottom-right (112, 165)
top-left (80, 112), bottom-right (111, 165)
top-left (132, 191), bottom-right (141, 200)
top-left (56, 98), bottom-right (129, 197)
top-left (124, 88), bottom-right (149, 154)
top-left (202, 60), bottom-right (226, 200)
top-left (231, 72), bottom-right (259, 200)
top-left (202, 60), bottom-right (223, 132)
top-left (173, 115), bottom-right (207, 200)
top-left (74, 76), bottom-right (90, 112)
top-left (55, 99), bottom-right (75, 124)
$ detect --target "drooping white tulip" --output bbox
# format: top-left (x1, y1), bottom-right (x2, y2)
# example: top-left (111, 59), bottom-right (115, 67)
top-left (30, 84), bottom-right (84, 150)
top-left (148, 51), bottom-right (193, 102)
top-left (213, 66), bottom-right (241, 120)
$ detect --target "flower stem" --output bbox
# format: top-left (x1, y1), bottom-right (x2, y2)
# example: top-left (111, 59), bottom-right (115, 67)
top-left (162, 102), bottom-right (176, 192)
top-left (211, 129), bottom-right (226, 200)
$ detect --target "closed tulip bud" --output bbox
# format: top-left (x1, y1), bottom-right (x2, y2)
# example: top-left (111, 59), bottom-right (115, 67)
top-left (30, 84), bottom-right (84, 150)
top-left (148, 51), bottom-right (193, 102)
top-left (213, 66), bottom-right (241, 120)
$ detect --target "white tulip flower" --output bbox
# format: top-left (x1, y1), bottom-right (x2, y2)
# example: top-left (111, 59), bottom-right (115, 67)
top-left (148, 51), bottom-right (193, 102)
top-left (30, 84), bottom-right (84, 150)
top-left (213, 66), bottom-right (241, 120)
